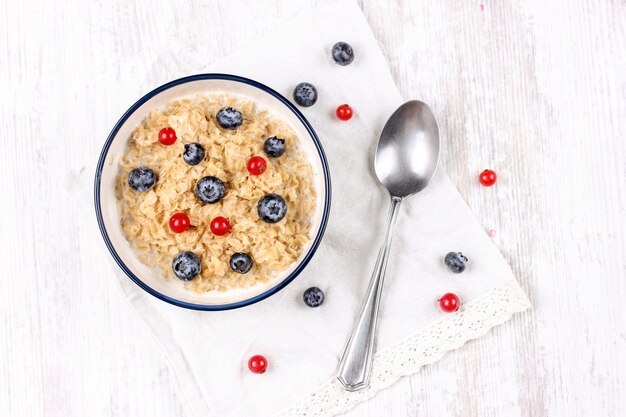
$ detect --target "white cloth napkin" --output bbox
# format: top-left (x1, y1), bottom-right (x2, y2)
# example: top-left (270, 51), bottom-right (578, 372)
top-left (105, 1), bottom-right (530, 416)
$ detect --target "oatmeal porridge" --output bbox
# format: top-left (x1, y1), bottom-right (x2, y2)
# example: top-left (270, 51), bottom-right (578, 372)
top-left (115, 94), bottom-right (316, 293)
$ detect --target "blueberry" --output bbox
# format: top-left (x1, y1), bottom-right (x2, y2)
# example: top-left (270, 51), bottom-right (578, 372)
top-left (172, 251), bottom-right (201, 281)
top-left (303, 287), bottom-right (325, 307)
top-left (229, 252), bottom-right (253, 274)
top-left (293, 82), bottom-right (318, 107)
top-left (332, 41), bottom-right (354, 66)
top-left (128, 167), bottom-right (157, 192)
top-left (183, 143), bottom-right (205, 166)
top-left (444, 252), bottom-right (469, 273)
top-left (195, 176), bottom-right (225, 204)
top-left (263, 136), bottom-right (285, 157)
top-left (216, 107), bottom-right (243, 129)
top-left (257, 194), bottom-right (288, 223)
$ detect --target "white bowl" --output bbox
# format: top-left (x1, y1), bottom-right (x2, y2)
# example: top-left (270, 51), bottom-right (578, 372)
top-left (94, 74), bottom-right (331, 310)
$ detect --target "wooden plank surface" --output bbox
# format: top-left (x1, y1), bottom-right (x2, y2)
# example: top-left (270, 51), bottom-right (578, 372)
top-left (1, 0), bottom-right (624, 416)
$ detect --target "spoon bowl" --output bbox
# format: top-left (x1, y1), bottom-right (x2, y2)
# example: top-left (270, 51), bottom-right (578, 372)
top-left (375, 100), bottom-right (440, 197)
top-left (337, 100), bottom-right (440, 391)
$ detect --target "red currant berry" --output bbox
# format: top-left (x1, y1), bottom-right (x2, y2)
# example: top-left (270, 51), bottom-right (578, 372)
top-left (247, 156), bottom-right (267, 175)
top-left (336, 104), bottom-right (353, 121)
top-left (210, 216), bottom-right (231, 236)
top-left (169, 213), bottom-right (190, 233)
top-left (158, 127), bottom-right (177, 146)
top-left (479, 169), bottom-right (497, 186)
top-left (248, 355), bottom-right (268, 374)
top-left (438, 293), bottom-right (460, 312)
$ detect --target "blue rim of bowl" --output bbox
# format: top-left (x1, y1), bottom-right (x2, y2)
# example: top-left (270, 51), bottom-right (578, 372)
top-left (94, 73), bottom-right (331, 311)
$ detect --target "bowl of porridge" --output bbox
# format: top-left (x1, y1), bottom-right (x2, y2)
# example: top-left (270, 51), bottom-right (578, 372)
top-left (95, 74), bottom-right (331, 310)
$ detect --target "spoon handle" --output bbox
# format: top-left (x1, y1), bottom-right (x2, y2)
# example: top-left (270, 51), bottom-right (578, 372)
top-left (337, 196), bottom-right (403, 391)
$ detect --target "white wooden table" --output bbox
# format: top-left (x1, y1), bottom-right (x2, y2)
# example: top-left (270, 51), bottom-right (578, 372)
top-left (1, 0), bottom-right (625, 416)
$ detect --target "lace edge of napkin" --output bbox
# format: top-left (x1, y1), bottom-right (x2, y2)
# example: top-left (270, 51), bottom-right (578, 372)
top-left (277, 278), bottom-right (531, 417)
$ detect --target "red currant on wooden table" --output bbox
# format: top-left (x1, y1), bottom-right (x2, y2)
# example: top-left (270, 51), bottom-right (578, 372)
top-left (158, 127), bottom-right (177, 145)
top-left (210, 216), bottom-right (231, 236)
top-left (336, 104), bottom-right (353, 121)
top-left (247, 156), bottom-right (267, 175)
top-left (169, 213), bottom-right (190, 233)
top-left (438, 293), bottom-right (460, 312)
top-left (478, 169), bottom-right (497, 186)
top-left (248, 355), bottom-right (268, 374)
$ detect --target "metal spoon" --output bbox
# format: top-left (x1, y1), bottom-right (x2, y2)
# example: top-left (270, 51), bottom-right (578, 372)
top-left (337, 100), bottom-right (440, 391)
